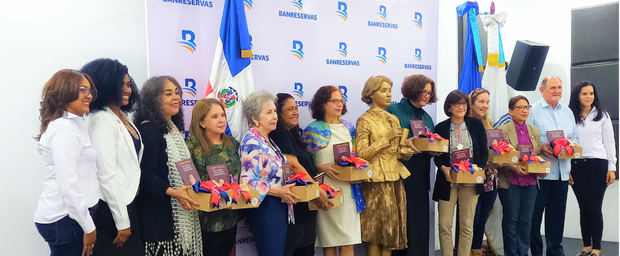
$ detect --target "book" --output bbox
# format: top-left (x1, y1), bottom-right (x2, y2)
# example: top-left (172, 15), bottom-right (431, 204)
top-left (410, 120), bottom-right (428, 137)
top-left (451, 148), bottom-right (470, 163)
top-left (546, 130), bottom-right (565, 141)
top-left (175, 159), bottom-right (201, 186)
top-left (333, 142), bottom-right (351, 163)
top-left (206, 163), bottom-right (231, 184)
top-left (486, 129), bottom-right (505, 148)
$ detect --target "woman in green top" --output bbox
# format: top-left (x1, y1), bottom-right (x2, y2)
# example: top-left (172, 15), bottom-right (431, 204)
top-left (186, 98), bottom-right (241, 256)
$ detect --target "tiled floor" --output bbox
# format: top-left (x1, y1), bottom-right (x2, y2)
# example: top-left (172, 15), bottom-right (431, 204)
top-left (434, 237), bottom-right (619, 255)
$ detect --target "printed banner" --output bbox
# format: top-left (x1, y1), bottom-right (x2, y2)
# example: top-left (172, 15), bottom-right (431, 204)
top-left (147, 0), bottom-right (438, 254)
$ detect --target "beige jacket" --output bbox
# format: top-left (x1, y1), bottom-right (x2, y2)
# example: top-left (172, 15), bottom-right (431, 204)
top-left (497, 121), bottom-right (541, 189)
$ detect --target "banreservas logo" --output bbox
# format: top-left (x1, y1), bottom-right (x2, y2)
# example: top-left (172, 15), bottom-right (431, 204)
top-left (338, 85), bottom-right (348, 102)
top-left (414, 48), bottom-right (422, 62)
top-left (293, 82), bottom-right (304, 99)
top-left (243, 0), bottom-right (253, 10)
top-left (377, 5), bottom-right (387, 20)
top-left (278, 0), bottom-right (318, 21)
top-left (290, 40), bottom-right (304, 60)
top-left (182, 78), bottom-right (199, 106)
top-left (292, 82), bottom-right (310, 106)
top-left (163, 0), bottom-right (213, 7)
top-left (376, 47), bottom-right (387, 64)
top-left (337, 42), bottom-right (347, 57)
top-left (326, 42), bottom-right (360, 66)
top-left (404, 48), bottom-right (432, 70)
top-left (291, 0), bottom-right (302, 11)
top-left (336, 1), bottom-right (348, 21)
top-left (249, 34), bottom-right (269, 61)
top-left (414, 11), bottom-right (423, 29)
top-left (182, 78), bottom-right (197, 97)
top-left (178, 30), bottom-right (197, 53)
top-left (368, 5), bottom-right (398, 29)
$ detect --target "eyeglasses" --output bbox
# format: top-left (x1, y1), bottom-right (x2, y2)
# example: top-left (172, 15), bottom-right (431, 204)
top-left (78, 86), bottom-right (92, 96)
top-left (421, 90), bottom-right (434, 97)
top-left (328, 99), bottom-right (346, 105)
top-left (514, 105), bottom-right (532, 111)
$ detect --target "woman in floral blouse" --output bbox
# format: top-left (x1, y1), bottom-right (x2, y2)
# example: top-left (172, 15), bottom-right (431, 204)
top-left (239, 91), bottom-right (299, 256)
top-left (186, 99), bottom-right (240, 256)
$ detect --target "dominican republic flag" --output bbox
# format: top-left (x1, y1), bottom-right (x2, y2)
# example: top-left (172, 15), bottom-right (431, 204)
top-left (206, 0), bottom-right (254, 141)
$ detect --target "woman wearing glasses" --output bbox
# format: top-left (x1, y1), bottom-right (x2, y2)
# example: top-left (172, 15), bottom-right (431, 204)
top-left (433, 90), bottom-right (488, 256)
top-left (386, 74), bottom-right (437, 256)
top-left (496, 96), bottom-right (545, 256)
top-left (34, 69), bottom-right (99, 256)
top-left (304, 86), bottom-right (362, 256)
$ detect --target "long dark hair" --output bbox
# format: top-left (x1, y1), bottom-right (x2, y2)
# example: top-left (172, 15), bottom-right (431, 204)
top-left (38, 69), bottom-right (97, 140)
top-left (568, 81), bottom-right (605, 124)
top-left (275, 93), bottom-right (304, 145)
top-left (81, 58), bottom-right (139, 112)
top-left (133, 76), bottom-right (184, 133)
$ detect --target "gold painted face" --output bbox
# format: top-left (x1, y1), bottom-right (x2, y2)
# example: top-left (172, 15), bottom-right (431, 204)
top-left (372, 81), bottom-right (392, 108)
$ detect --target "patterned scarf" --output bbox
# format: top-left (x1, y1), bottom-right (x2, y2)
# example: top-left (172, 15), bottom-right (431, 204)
top-left (146, 123), bottom-right (202, 256)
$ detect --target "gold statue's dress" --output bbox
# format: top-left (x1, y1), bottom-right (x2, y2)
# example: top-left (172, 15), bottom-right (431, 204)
top-left (356, 106), bottom-right (410, 250)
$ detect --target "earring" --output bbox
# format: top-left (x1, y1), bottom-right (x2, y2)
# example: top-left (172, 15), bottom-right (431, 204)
top-left (200, 125), bottom-right (205, 129)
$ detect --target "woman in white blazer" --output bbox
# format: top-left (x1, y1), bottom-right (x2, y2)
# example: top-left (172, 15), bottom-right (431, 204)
top-left (82, 59), bottom-right (144, 255)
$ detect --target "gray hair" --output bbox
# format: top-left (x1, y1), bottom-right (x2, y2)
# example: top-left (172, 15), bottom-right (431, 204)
top-left (244, 90), bottom-right (276, 127)
top-left (540, 76), bottom-right (562, 89)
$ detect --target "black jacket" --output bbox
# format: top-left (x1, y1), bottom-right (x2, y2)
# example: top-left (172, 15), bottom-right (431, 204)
top-left (432, 117), bottom-right (488, 202)
top-left (136, 122), bottom-right (174, 242)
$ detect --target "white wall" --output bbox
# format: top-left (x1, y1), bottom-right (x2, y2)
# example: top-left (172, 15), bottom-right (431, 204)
top-left (435, 0), bottom-right (619, 248)
top-left (0, 0), bottom-right (147, 254)
top-left (0, 0), bottom-right (617, 255)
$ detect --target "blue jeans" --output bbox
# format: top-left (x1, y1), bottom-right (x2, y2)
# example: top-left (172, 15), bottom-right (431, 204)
top-left (499, 185), bottom-right (538, 256)
top-left (530, 180), bottom-right (568, 256)
top-left (35, 216), bottom-right (84, 256)
top-left (471, 189), bottom-right (497, 249)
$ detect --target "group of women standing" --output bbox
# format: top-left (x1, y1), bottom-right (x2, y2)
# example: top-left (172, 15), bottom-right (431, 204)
top-left (33, 59), bottom-right (616, 256)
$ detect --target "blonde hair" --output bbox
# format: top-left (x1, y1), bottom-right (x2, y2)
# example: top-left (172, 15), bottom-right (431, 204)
top-left (468, 88), bottom-right (493, 129)
top-left (361, 75), bottom-right (392, 104)
top-left (189, 98), bottom-right (233, 156)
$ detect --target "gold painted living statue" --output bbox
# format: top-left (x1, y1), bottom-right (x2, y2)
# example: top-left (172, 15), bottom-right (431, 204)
top-left (355, 75), bottom-right (419, 256)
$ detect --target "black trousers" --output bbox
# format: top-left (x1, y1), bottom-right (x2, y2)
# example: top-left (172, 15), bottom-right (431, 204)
top-left (203, 226), bottom-right (237, 256)
top-left (571, 158), bottom-right (609, 250)
top-left (393, 156), bottom-right (431, 256)
top-left (530, 180), bottom-right (568, 256)
top-left (92, 200), bottom-right (144, 256)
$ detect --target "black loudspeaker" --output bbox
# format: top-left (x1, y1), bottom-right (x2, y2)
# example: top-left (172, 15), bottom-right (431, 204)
top-left (506, 40), bottom-right (550, 91)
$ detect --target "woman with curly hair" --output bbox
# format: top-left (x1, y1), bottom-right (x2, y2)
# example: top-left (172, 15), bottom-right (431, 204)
top-left (81, 58), bottom-right (144, 255)
top-left (303, 86), bottom-right (362, 256)
top-left (133, 76), bottom-right (202, 256)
